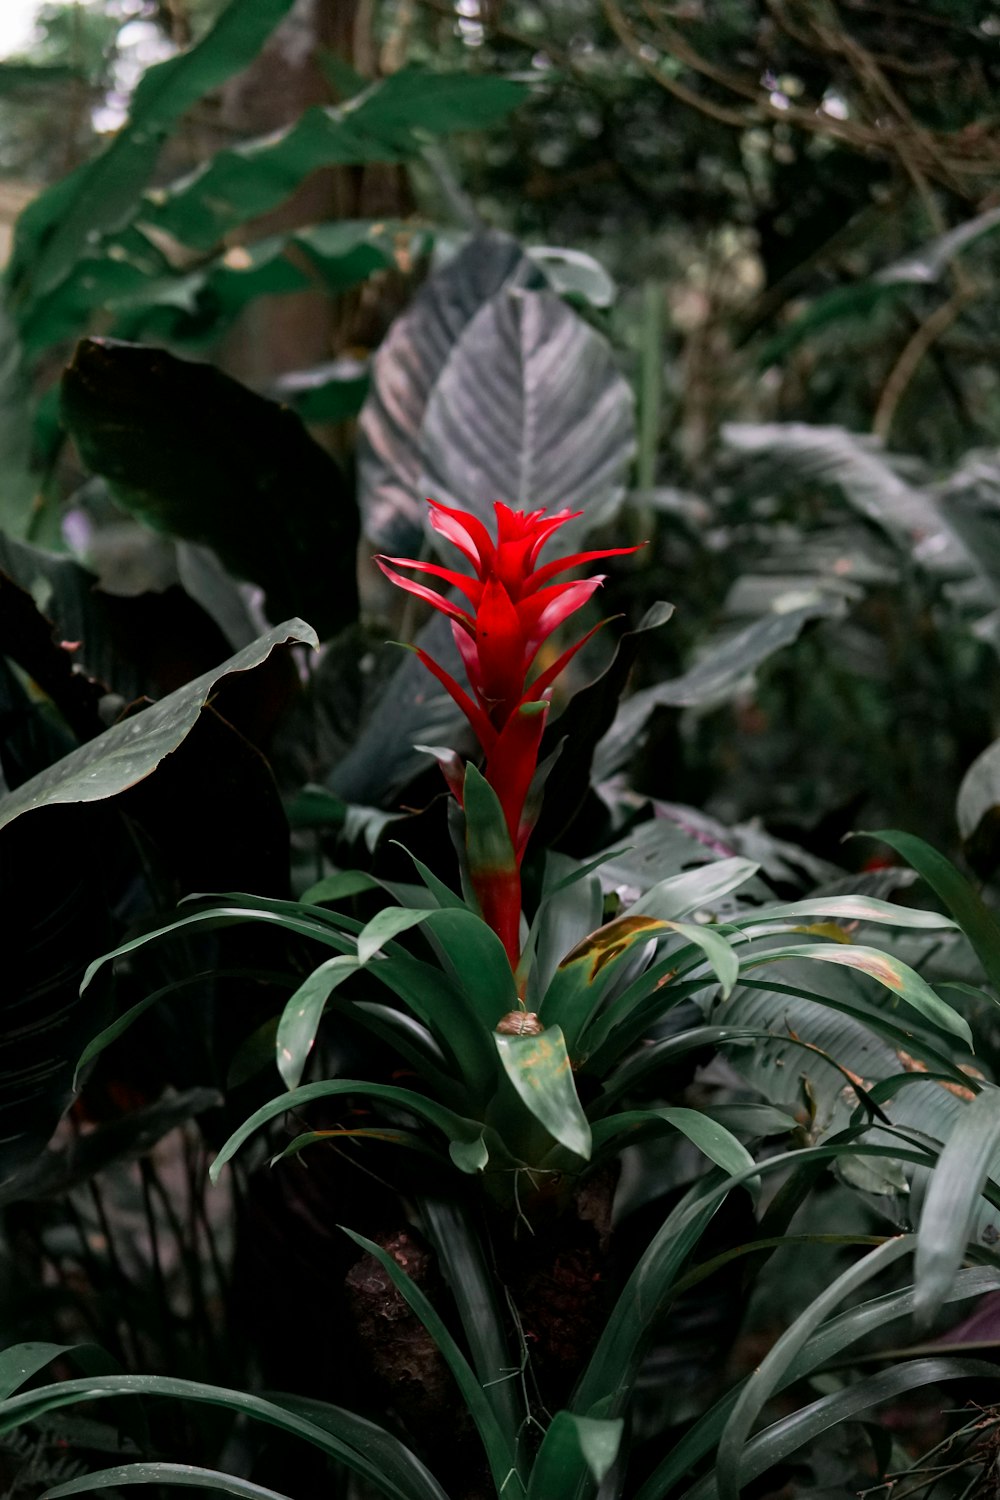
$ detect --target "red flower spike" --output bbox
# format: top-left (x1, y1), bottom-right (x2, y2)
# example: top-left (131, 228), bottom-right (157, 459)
top-left (376, 500), bottom-right (644, 972)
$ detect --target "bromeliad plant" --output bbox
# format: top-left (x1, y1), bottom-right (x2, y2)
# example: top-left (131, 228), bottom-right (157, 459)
top-left (20, 501), bottom-right (1000, 1500)
top-left (376, 497), bottom-right (642, 973)
top-left (73, 503), bottom-right (989, 1205)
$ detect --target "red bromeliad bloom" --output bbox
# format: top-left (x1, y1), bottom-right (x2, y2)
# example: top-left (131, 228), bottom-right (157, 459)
top-left (377, 499), bottom-right (640, 969)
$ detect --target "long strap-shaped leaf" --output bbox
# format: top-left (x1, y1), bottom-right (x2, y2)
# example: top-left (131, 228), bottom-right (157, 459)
top-left (0, 1374), bottom-right (446, 1500)
top-left (44, 1462), bottom-right (293, 1500)
top-left (635, 1264), bottom-right (1000, 1500)
top-left (738, 943), bottom-right (971, 1046)
top-left (858, 828), bottom-right (1000, 1002)
top-left (714, 1237), bottom-right (912, 1500)
top-left (418, 1197), bottom-right (525, 1469)
top-left (678, 1358), bottom-right (1000, 1500)
top-left (914, 1082), bottom-right (1000, 1325)
top-left (572, 1137), bottom-right (939, 1418)
top-left (341, 1229), bottom-right (522, 1496)
top-left (209, 1079), bottom-right (489, 1182)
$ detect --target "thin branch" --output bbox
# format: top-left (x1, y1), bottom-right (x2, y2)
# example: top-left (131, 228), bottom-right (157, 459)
top-left (873, 285), bottom-right (976, 440)
top-left (602, 0), bottom-right (752, 127)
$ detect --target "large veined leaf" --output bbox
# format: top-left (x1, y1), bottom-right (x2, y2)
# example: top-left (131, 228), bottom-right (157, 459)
top-left (595, 597), bottom-right (843, 778)
top-left (722, 423), bottom-right (985, 592)
top-left (5, 0), bottom-right (298, 311)
top-left (419, 286), bottom-right (635, 552)
top-left (0, 619), bottom-right (316, 832)
top-left (709, 963), bottom-right (1000, 1228)
top-left (358, 231), bottom-right (541, 555)
top-left (62, 340), bottom-right (357, 640)
top-left (0, 529), bottom-right (232, 708)
top-left (144, 70), bottom-right (527, 253)
top-left (914, 1083), bottom-right (1000, 1325)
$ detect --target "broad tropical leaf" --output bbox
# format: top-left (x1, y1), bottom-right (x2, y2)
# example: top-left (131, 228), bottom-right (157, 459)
top-left (420, 287), bottom-right (635, 553)
top-left (62, 341), bottom-right (357, 640)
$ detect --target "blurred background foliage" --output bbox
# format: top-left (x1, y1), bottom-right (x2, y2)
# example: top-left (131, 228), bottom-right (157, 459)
top-left (0, 4), bottom-right (998, 1498)
top-left (0, 0), bottom-right (998, 857)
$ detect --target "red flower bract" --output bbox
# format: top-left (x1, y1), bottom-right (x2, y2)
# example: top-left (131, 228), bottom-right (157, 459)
top-left (377, 499), bottom-right (641, 969)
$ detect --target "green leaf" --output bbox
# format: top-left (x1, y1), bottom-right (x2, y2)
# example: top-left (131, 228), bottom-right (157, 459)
top-left (421, 907), bottom-right (518, 1029)
top-left (61, 340), bottom-right (357, 641)
top-left (271, 1127), bottom-right (438, 1167)
top-left (301, 871), bottom-right (381, 904)
top-left (43, 1462), bottom-right (295, 1500)
top-left (590, 1107), bottom-right (756, 1183)
top-left (630, 858), bottom-right (760, 922)
top-left (0, 621), bottom-right (317, 834)
top-left (573, 1174), bottom-right (727, 1417)
top-left (341, 1230), bottom-right (519, 1496)
top-left (0, 1376), bottom-right (447, 1500)
top-left (274, 360), bottom-right (370, 424)
top-left (526, 1412), bottom-right (624, 1498)
top-left (495, 1025), bottom-right (591, 1161)
top-left (0, 1343), bottom-right (105, 1401)
top-left (740, 942), bottom-right (972, 1047)
top-left (877, 204), bottom-right (1000, 286)
top-left (6, 0), bottom-right (298, 309)
top-left (858, 828), bottom-right (1000, 1002)
top-left (681, 1359), bottom-right (1000, 1500)
top-left (357, 909), bottom-right (432, 965)
top-left (5, 1088), bottom-right (221, 1204)
top-left (574, 1140), bottom-right (940, 1421)
top-left (96, 221), bottom-right (432, 358)
top-left (635, 1265), bottom-right (1000, 1500)
top-left (276, 956), bottom-right (360, 1090)
top-left (732, 895), bottom-right (958, 932)
top-left (528, 246), bottom-right (616, 309)
top-left (914, 1084), bottom-right (1000, 1326)
top-left (714, 1237), bottom-right (911, 1500)
top-left (418, 1197), bottom-right (524, 1455)
top-left (463, 761), bottom-right (517, 884)
top-left (540, 912), bottom-right (667, 1051)
top-left (145, 72), bottom-right (526, 254)
top-left (209, 1079), bottom-right (490, 1182)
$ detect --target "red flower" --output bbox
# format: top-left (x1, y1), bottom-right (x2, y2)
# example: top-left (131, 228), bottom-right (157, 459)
top-left (377, 499), bottom-right (641, 968)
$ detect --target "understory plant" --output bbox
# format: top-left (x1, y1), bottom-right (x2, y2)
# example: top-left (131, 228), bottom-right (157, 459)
top-left (4, 500), bottom-right (1000, 1500)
